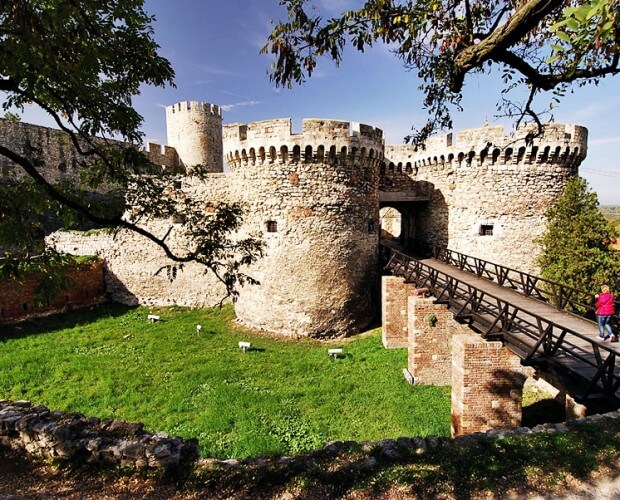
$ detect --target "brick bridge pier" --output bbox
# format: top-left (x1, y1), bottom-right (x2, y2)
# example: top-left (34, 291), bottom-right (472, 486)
top-left (382, 275), bottom-right (585, 437)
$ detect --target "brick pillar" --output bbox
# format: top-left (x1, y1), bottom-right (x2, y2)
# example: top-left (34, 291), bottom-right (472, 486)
top-left (451, 334), bottom-right (526, 436)
top-left (382, 276), bottom-right (418, 349)
top-left (407, 297), bottom-right (469, 385)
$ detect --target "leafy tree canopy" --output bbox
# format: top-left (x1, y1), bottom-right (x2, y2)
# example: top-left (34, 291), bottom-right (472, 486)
top-left (0, 0), bottom-right (262, 300)
top-left (537, 176), bottom-right (620, 294)
top-left (263, 0), bottom-right (620, 144)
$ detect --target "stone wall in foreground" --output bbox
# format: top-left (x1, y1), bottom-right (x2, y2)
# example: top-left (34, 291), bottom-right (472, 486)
top-left (0, 401), bottom-right (198, 471)
top-left (1, 399), bottom-right (618, 476)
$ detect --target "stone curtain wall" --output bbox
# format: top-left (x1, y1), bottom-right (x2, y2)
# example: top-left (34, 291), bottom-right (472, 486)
top-left (223, 118), bottom-right (384, 338)
top-left (46, 202), bottom-right (230, 309)
top-left (382, 124), bottom-right (588, 273)
top-left (0, 401), bottom-right (198, 471)
top-left (0, 119), bottom-right (183, 182)
top-left (0, 119), bottom-right (86, 182)
top-left (0, 259), bottom-right (106, 323)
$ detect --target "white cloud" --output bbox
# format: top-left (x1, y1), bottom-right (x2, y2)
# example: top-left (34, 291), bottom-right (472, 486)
top-left (220, 101), bottom-right (262, 112)
top-left (589, 136), bottom-right (620, 146)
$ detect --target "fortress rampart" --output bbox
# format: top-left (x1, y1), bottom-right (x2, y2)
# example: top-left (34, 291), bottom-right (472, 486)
top-left (0, 119), bottom-right (184, 182)
top-left (0, 120), bottom-right (86, 183)
top-left (383, 123), bottom-right (587, 175)
top-left (0, 103), bottom-right (590, 337)
top-left (223, 118), bottom-right (384, 169)
top-left (381, 123), bottom-right (588, 273)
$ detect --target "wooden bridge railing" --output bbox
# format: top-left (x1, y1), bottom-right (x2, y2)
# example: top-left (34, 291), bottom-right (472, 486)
top-left (432, 247), bottom-right (620, 330)
top-left (382, 245), bottom-right (620, 402)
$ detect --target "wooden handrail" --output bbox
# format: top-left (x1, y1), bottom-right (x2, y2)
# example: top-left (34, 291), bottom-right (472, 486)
top-left (382, 244), bottom-right (620, 402)
top-left (432, 246), bottom-right (620, 327)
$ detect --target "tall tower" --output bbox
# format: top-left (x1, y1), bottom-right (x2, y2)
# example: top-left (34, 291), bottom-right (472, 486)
top-left (165, 101), bottom-right (223, 172)
top-left (223, 118), bottom-right (385, 338)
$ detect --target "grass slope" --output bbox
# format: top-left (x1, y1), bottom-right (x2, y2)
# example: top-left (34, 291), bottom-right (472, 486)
top-left (0, 304), bottom-right (450, 459)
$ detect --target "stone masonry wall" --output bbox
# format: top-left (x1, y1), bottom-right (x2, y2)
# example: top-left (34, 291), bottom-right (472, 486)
top-left (0, 401), bottom-right (198, 471)
top-left (223, 118), bottom-right (384, 337)
top-left (0, 119), bottom-right (182, 184)
top-left (0, 259), bottom-right (106, 323)
top-left (381, 276), bottom-right (418, 348)
top-left (45, 172), bottom-right (235, 308)
top-left (451, 333), bottom-right (527, 436)
top-left (382, 124), bottom-right (588, 273)
top-left (407, 297), bottom-right (471, 386)
top-left (3, 399), bottom-right (619, 478)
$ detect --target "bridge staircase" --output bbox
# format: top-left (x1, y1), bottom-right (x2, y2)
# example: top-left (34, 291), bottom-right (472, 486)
top-left (381, 243), bottom-right (620, 406)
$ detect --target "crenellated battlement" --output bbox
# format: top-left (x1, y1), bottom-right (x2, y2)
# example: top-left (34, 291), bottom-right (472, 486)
top-left (223, 118), bottom-right (385, 169)
top-left (383, 123), bottom-right (588, 176)
top-left (140, 142), bottom-right (183, 172)
top-left (165, 101), bottom-right (221, 117)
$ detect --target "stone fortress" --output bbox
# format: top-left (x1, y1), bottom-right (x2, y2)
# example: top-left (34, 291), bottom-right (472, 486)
top-left (0, 101), bottom-right (588, 337)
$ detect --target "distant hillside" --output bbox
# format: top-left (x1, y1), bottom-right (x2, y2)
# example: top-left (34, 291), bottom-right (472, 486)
top-left (601, 206), bottom-right (620, 224)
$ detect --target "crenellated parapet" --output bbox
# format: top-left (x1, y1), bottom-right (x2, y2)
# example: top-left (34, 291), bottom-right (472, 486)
top-left (383, 123), bottom-right (588, 177)
top-left (140, 142), bottom-right (183, 173)
top-left (223, 118), bottom-right (385, 169)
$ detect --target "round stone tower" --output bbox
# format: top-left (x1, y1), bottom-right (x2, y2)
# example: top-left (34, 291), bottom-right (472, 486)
top-left (165, 101), bottom-right (223, 172)
top-left (223, 118), bottom-right (384, 338)
top-left (381, 123), bottom-right (589, 273)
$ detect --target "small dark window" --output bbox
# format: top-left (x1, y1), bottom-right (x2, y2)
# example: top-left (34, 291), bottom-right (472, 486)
top-left (368, 220), bottom-right (376, 234)
top-left (173, 180), bottom-right (182, 190)
top-left (266, 221), bottom-right (278, 233)
top-left (479, 224), bottom-right (494, 236)
top-left (172, 213), bottom-right (185, 224)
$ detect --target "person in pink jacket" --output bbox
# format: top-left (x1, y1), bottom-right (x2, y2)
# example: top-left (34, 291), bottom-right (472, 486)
top-left (595, 285), bottom-right (617, 342)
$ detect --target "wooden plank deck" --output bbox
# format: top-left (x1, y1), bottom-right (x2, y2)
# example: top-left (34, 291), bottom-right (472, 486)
top-left (384, 244), bottom-right (620, 402)
top-left (421, 256), bottom-right (610, 343)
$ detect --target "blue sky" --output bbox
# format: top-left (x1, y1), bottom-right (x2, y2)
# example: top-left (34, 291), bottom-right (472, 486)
top-left (15, 0), bottom-right (620, 204)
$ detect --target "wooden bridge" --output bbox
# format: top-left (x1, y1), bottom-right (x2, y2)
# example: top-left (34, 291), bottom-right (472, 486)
top-left (381, 243), bottom-right (620, 405)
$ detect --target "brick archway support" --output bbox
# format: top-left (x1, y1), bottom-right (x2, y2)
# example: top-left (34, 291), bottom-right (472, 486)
top-left (451, 333), bottom-right (527, 436)
top-left (382, 276), bottom-right (419, 349)
top-left (407, 296), bottom-right (469, 385)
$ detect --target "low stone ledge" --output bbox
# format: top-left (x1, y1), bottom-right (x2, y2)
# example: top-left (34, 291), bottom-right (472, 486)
top-left (2, 400), bottom-right (619, 475)
top-left (0, 401), bottom-right (198, 471)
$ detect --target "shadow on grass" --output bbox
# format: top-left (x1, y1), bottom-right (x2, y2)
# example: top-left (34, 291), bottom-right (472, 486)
top-left (0, 302), bottom-right (136, 342)
top-left (189, 418), bottom-right (620, 499)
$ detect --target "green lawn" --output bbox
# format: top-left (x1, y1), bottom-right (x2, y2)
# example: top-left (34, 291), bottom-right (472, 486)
top-left (0, 304), bottom-right (450, 459)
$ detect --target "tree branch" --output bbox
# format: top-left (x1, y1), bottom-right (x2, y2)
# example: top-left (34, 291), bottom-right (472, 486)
top-left (496, 49), bottom-right (620, 90)
top-left (0, 144), bottom-right (195, 264)
top-left (451, 0), bottom-right (564, 91)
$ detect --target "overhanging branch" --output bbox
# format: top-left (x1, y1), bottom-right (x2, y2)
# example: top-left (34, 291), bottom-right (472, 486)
top-left (451, 0), bottom-right (564, 91)
top-left (0, 143), bottom-right (194, 264)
